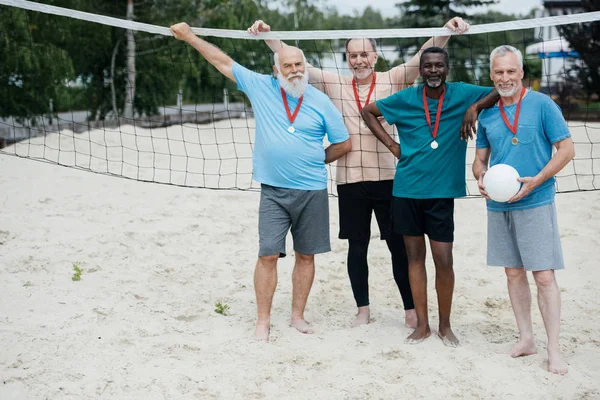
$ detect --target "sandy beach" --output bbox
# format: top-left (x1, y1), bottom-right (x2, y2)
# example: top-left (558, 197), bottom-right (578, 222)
top-left (1, 124), bottom-right (600, 399)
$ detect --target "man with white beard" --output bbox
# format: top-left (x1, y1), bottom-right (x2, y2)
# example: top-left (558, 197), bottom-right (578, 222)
top-left (248, 17), bottom-right (477, 329)
top-left (170, 23), bottom-right (351, 342)
top-left (473, 45), bottom-right (574, 375)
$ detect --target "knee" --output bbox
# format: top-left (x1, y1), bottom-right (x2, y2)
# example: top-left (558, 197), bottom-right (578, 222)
top-left (533, 270), bottom-right (555, 287)
top-left (349, 239), bottom-right (369, 255)
top-left (405, 247), bottom-right (426, 263)
top-left (258, 254), bottom-right (279, 268)
top-left (295, 252), bottom-right (314, 266)
top-left (505, 268), bottom-right (526, 282)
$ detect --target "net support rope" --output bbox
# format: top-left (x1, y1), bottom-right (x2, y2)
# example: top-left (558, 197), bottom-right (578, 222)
top-left (1, 0), bottom-right (600, 39)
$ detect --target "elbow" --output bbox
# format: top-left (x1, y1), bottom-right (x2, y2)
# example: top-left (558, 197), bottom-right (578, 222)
top-left (569, 145), bottom-right (576, 161)
top-left (343, 138), bottom-right (352, 154)
top-left (360, 108), bottom-right (371, 121)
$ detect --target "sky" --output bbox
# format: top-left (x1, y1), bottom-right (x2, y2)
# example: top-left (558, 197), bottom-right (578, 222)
top-left (322, 0), bottom-right (543, 17)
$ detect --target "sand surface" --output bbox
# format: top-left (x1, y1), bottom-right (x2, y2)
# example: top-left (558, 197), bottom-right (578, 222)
top-left (1, 123), bottom-right (599, 399)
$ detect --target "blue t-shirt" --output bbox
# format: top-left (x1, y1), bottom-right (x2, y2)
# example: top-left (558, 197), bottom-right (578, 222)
top-left (377, 82), bottom-right (492, 198)
top-left (232, 63), bottom-right (349, 190)
top-left (476, 90), bottom-right (571, 211)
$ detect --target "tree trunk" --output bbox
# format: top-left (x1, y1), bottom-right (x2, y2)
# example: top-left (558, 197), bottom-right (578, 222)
top-left (110, 38), bottom-right (121, 119)
top-left (123, 0), bottom-right (135, 120)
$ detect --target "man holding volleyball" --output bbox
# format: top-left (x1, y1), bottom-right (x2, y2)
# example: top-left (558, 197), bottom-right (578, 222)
top-left (248, 17), bottom-right (473, 329)
top-left (472, 45), bottom-right (575, 375)
top-left (170, 22), bottom-right (352, 341)
top-left (361, 47), bottom-right (496, 346)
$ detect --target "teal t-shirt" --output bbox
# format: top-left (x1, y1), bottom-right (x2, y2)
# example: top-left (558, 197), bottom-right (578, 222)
top-left (377, 82), bottom-right (492, 198)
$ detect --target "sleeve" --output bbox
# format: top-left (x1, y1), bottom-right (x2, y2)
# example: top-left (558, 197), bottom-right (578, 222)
top-left (321, 96), bottom-right (349, 144)
top-left (308, 67), bottom-right (342, 95)
top-left (388, 63), bottom-right (413, 87)
top-left (376, 90), bottom-right (405, 126)
top-left (541, 96), bottom-right (571, 143)
top-left (475, 116), bottom-right (490, 149)
top-left (463, 83), bottom-right (494, 103)
top-left (232, 62), bottom-right (264, 99)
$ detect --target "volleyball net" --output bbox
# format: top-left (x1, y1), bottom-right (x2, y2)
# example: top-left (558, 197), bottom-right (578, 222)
top-left (1, 0), bottom-right (599, 195)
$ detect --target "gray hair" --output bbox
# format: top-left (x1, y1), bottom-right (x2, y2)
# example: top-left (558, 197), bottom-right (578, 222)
top-left (345, 38), bottom-right (377, 53)
top-left (490, 45), bottom-right (523, 70)
top-left (273, 49), bottom-right (307, 71)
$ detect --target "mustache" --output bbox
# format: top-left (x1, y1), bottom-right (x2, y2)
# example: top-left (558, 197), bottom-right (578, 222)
top-left (287, 72), bottom-right (304, 80)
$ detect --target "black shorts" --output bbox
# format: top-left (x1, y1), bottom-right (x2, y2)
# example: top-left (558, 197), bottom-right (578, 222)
top-left (391, 197), bottom-right (455, 242)
top-left (337, 180), bottom-right (396, 241)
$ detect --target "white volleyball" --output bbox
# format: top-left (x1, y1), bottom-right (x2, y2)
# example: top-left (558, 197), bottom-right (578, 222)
top-left (483, 164), bottom-right (521, 203)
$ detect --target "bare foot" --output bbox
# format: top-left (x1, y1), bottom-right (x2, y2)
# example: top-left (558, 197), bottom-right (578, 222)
top-left (352, 306), bottom-right (370, 328)
top-left (290, 318), bottom-right (314, 334)
top-left (254, 320), bottom-right (270, 341)
top-left (548, 346), bottom-right (568, 375)
top-left (404, 309), bottom-right (417, 329)
top-left (508, 339), bottom-right (537, 358)
top-left (405, 326), bottom-right (431, 344)
top-left (438, 326), bottom-right (459, 347)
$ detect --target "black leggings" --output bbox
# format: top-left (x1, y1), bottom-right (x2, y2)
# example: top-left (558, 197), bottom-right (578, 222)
top-left (347, 237), bottom-right (414, 310)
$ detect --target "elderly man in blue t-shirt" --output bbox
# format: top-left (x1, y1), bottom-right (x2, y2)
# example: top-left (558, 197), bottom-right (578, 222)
top-left (361, 47), bottom-right (498, 347)
top-left (473, 45), bottom-right (574, 375)
top-left (170, 23), bottom-right (351, 341)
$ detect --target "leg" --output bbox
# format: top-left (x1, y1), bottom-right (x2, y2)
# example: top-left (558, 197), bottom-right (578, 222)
top-left (255, 184), bottom-right (291, 341)
top-left (337, 183), bottom-right (374, 328)
top-left (291, 252), bottom-right (315, 334)
top-left (385, 237), bottom-right (416, 328)
top-left (429, 239), bottom-right (458, 347)
top-left (347, 238), bottom-right (371, 327)
top-left (505, 267), bottom-right (537, 357)
top-left (403, 235), bottom-right (431, 343)
top-left (532, 270), bottom-right (567, 375)
top-left (254, 254), bottom-right (279, 341)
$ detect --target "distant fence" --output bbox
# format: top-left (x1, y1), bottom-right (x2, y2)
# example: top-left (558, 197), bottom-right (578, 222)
top-left (0, 103), bottom-right (250, 148)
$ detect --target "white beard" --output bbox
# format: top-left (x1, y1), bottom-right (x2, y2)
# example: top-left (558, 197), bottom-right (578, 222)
top-left (353, 68), bottom-right (373, 80)
top-left (497, 84), bottom-right (519, 97)
top-left (277, 72), bottom-right (308, 98)
top-left (425, 77), bottom-right (442, 88)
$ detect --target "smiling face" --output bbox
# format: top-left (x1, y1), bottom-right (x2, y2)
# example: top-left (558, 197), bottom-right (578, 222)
top-left (346, 38), bottom-right (378, 80)
top-left (273, 47), bottom-right (308, 98)
top-left (419, 53), bottom-right (448, 89)
top-left (274, 46), bottom-right (306, 80)
top-left (490, 51), bottom-right (524, 97)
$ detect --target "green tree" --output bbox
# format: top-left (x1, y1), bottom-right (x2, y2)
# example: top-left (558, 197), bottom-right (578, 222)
top-left (393, 1), bottom-right (542, 85)
top-left (0, 6), bottom-right (74, 122)
top-left (557, 0), bottom-right (600, 99)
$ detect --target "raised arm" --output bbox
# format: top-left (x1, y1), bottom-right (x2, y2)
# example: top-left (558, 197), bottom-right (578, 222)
top-left (247, 20), bottom-right (287, 52)
top-left (461, 89), bottom-right (500, 140)
top-left (247, 19), bottom-right (324, 81)
top-left (399, 17), bottom-right (470, 84)
top-left (508, 137), bottom-right (575, 203)
top-left (472, 147), bottom-right (492, 199)
top-left (170, 22), bottom-right (235, 82)
top-left (361, 102), bottom-right (400, 159)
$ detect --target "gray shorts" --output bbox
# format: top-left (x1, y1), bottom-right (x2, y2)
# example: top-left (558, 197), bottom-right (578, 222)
top-left (487, 202), bottom-right (565, 271)
top-left (258, 184), bottom-right (330, 258)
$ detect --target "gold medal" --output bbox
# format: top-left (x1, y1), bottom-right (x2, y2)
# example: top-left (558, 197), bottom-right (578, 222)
top-left (511, 137), bottom-right (519, 145)
top-left (287, 126), bottom-right (295, 134)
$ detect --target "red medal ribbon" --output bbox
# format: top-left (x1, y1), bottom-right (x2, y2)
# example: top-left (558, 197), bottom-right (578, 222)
top-left (352, 72), bottom-right (377, 112)
top-left (498, 87), bottom-right (526, 135)
top-left (422, 86), bottom-right (445, 141)
top-left (280, 88), bottom-right (304, 125)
